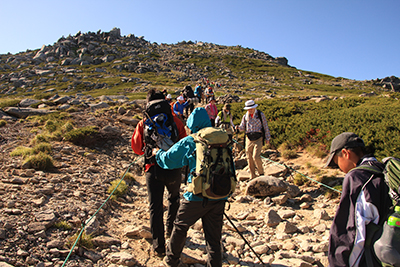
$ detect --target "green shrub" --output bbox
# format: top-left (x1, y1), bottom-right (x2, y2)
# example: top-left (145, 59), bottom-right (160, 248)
top-left (10, 146), bottom-right (33, 157)
top-left (293, 173), bottom-right (309, 186)
top-left (23, 152), bottom-right (54, 171)
top-left (67, 232), bottom-right (93, 249)
top-left (121, 171), bottom-right (136, 182)
top-left (107, 180), bottom-right (128, 199)
top-left (62, 121), bottom-right (74, 133)
top-left (32, 142), bottom-right (52, 154)
top-left (54, 221), bottom-right (72, 230)
top-left (325, 185), bottom-right (342, 199)
top-left (0, 99), bottom-right (20, 108)
top-left (63, 126), bottom-right (99, 144)
top-left (45, 120), bottom-right (57, 133)
top-left (30, 134), bottom-right (50, 145)
top-left (305, 144), bottom-right (328, 159)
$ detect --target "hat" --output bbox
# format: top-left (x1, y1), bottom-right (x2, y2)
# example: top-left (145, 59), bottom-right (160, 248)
top-left (243, 100), bottom-right (258, 110)
top-left (166, 94), bottom-right (172, 99)
top-left (325, 132), bottom-right (365, 167)
top-left (177, 95), bottom-right (185, 101)
top-left (224, 103), bottom-right (231, 110)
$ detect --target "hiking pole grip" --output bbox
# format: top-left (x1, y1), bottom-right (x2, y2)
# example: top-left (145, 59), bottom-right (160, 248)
top-left (223, 212), bottom-right (266, 266)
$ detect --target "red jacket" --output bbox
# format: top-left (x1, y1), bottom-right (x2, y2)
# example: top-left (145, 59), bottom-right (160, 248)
top-left (131, 116), bottom-right (187, 172)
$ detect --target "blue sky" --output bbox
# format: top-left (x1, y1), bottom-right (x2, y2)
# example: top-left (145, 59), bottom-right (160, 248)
top-left (0, 0), bottom-right (398, 81)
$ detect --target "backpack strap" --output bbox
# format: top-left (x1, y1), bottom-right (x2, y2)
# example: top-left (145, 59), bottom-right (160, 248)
top-left (257, 110), bottom-right (266, 145)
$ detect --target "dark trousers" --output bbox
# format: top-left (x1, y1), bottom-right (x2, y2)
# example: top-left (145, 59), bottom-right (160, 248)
top-left (146, 165), bottom-right (182, 254)
top-left (165, 199), bottom-right (226, 267)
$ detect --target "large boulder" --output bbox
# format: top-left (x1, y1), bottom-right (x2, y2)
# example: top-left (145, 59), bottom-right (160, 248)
top-left (245, 175), bottom-right (287, 197)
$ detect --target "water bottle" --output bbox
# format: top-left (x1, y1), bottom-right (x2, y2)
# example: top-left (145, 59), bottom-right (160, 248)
top-left (374, 206), bottom-right (400, 266)
top-left (387, 206), bottom-right (400, 227)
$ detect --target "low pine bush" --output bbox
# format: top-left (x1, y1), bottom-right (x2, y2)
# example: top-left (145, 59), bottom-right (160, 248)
top-left (23, 152), bottom-right (54, 171)
top-left (63, 126), bottom-right (99, 145)
top-left (108, 180), bottom-right (128, 200)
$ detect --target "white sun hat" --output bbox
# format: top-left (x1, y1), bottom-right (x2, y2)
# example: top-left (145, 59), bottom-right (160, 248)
top-left (243, 100), bottom-right (258, 110)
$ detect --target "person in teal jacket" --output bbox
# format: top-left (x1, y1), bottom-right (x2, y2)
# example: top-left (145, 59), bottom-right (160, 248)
top-left (154, 107), bottom-right (227, 267)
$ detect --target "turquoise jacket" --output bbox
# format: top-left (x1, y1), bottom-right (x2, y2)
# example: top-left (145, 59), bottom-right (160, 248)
top-left (155, 107), bottom-right (213, 201)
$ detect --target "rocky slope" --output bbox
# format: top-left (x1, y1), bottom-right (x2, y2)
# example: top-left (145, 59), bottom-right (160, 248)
top-left (0, 93), bottom-right (340, 267)
top-left (1, 27), bottom-right (399, 103)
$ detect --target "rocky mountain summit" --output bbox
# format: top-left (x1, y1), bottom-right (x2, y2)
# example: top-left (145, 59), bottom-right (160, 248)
top-left (0, 27), bottom-right (289, 97)
top-left (0, 92), bottom-right (338, 267)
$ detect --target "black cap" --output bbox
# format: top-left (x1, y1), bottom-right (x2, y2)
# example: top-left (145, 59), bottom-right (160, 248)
top-left (325, 132), bottom-right (365, 167)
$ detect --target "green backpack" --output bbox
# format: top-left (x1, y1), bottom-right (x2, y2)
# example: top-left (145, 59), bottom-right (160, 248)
top-left (354, 157), bottom-right (400, 267)
top-left (188, 127), bottom-right (237, 200)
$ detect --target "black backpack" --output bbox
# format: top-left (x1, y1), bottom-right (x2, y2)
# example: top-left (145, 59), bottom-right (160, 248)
top-left (183, 85), bottom-right (195, 99)
top-left (143, 99), bottom-right (178, 164)
top-left (354, 158), bottom-right (400, 267)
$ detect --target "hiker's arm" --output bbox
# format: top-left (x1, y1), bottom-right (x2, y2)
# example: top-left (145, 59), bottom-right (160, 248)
top-left (238, 115), bottom-right (246, 131)
top-left (260, 112), bottom-right (271, 141)
top-left (131, 120), bottom-right (144, 155)
top-left (155, 137), bottom-right (193, 169)
top-left (173, 103), bottom-right (180, 116)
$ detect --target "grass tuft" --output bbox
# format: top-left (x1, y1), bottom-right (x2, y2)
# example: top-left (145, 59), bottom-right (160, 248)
top-left (23, 152), bottom-right (54, 171)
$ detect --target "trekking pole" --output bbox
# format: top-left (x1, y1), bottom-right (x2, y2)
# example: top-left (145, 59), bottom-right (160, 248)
top-left (223, 212), bottom-right (266, 266)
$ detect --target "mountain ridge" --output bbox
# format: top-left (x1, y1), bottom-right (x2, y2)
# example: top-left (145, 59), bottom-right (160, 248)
top-left (1, 27), bottom-right (399, 100)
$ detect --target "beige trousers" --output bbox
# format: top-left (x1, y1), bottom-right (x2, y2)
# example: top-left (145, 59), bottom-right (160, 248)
top-left (245, 137), bottom-right (264, 179)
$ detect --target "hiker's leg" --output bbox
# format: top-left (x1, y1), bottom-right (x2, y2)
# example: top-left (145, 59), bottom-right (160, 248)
top-left (146, 165), bottom-right (166, 254)
top-left (165, 200), bottom-right (204, 266)
top-left (202, 200), bottom-right (225, 267)
top-left (254, 137), bottom-right (264, 176)
top-left (163, 168), bottom-right (182, 235)
top-left (246, 138), bottom-right (257, 179)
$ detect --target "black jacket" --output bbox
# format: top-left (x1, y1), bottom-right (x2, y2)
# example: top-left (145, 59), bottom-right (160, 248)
top-left (328, 157), bottom-right (391, 267)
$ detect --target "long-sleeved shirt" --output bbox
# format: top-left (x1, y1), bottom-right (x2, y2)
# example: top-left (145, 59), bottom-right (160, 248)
top-left (238, 110), bottom-right (271, 141)
top-left (173, 101), bottom-right (189, 116)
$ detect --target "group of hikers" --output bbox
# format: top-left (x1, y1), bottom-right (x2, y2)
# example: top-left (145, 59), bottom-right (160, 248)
top-left (131, 84), bottom-right (400, 267)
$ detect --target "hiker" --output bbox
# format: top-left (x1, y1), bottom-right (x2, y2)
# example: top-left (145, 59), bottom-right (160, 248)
top-left (215, 103), bottom-right (235, 140)
top-left (204, 86), bottom-right (214, 103)
top-left (194, 83), bottom-right (204, 104)
top-left (236, 100), bottom-right (271, 180)
top-left (153, 107), bottom-right (228, 267)
top-left (325, 132), bottom-right (392, 267)
top-left (205, 96), bottom-right (218, 127)
top-left (182, 85), bottom-right (195, 117)
top-left (131, 89), bottom-right (187, 258)
top-left (173, 95), bottom-right (190, 122)
top-left (166, 94), bottom-right (173, 104)
top-left (162, 89), bottom-right (168, 98)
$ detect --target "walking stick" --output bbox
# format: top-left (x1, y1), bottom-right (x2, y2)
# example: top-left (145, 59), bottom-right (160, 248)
top-left (224, 212), bottom-right (266, 266)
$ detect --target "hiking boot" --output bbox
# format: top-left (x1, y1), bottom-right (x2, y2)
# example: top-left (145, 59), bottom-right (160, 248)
top-left (154, 250), bottom-right (166, 258)
top-left (162, 256), bottom-right (186, 267)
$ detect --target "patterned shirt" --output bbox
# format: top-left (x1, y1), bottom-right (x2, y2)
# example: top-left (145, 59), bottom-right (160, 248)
top-left (239, 110), bottom-right (271, 141)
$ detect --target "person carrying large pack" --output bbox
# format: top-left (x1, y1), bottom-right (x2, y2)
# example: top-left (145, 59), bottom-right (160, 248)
top-left (352, 157), bottom-right (400, 267)
top-left (182, 85), bottom-right (195, 117)
top-left (131, 89), bottom-right (187, 258)
top-left (153, 107), bottom-right (236, 267)
top-left (324, 132), bottom-right (393, 267)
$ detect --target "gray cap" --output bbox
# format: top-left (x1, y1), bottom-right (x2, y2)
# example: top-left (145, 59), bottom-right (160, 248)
top-left (325, 132), bottom-right (365, 167)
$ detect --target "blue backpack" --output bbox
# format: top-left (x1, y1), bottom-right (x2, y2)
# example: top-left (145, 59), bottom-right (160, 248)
top-left (143, 99), bottom-right (178, 164)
